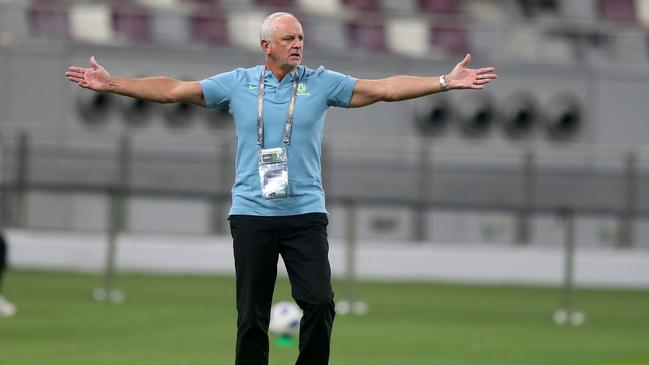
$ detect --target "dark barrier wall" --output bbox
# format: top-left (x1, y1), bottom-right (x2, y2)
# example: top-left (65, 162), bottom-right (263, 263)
top-left (2, 40), bottom-right (649, 146)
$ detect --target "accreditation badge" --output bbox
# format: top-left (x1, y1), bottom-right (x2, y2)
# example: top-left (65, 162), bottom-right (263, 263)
top-left (258, 147), bottom-right (289, 200)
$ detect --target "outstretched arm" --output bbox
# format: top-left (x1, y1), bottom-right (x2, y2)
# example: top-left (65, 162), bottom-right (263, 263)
top-left (349, 53), bottom-right (497, 108)
top-left (65, 56), bottom-right (206, 107)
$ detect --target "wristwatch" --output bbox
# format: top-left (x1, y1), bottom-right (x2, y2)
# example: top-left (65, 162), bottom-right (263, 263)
top-left (439, 75), bottom-right (448, 91)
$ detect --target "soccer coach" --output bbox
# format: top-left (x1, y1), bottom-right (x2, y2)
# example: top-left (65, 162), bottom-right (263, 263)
top-left (65, 11), bottom-right (496, 365)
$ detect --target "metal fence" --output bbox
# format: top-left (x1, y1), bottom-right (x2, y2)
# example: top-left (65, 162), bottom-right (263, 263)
top-left (1, 127), bottom-right (648, 248)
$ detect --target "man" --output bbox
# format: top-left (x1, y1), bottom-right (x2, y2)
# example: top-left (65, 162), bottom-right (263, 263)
top-left (0, 231), bottom-right (17, 318)
top-left (65, 12), bottom-right (496, 365)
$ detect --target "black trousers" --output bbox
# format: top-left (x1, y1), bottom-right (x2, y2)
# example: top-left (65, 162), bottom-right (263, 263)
top-left (0, 232), bottom-right (7, 291)
top-left (229, 213), bottom-right (335, 365)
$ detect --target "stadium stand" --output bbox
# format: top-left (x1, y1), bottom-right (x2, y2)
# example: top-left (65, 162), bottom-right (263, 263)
top-left (300, 14), bottom-right (348, 51)
top-left (138, 0), bottom-right (182, 8)
top-left (342, 0), bottom-right (379, 12)
top-left (380, 0), bottom-right (418, 15)
top-left (256, 0), bottom-right (295, 7)
top-left (560, 0), bottom-right (597, 20)
top-left (598, 0), bottom-right (636, 23)
top-left (430, 25), bottom-right (468, 57)
top-left (385, 17), bottom-right (428, 58)
top-left (188, 5), bottom-right (229, 46)
top-left (28, 0), bottom-right (70, 39)
top-left (151, 8), bottom-right (191, 44)
top-left (0, 0), bottom-right (645, 64)
top-left (227, 10), bottom-right (266, 49)
top-left (297, 0), bottom-right (342, 15)
top-left (0, 0), bottom-right (29, 39)
top-left (181, 0), bottom-right (220, 7)
top-left (636, 0), bottom-right (649, 27)
top-left (418, 0), bottom-right (458, 14)
top-left (69, 2), bottom-right (113, 44)
top-left (347, 19), bottom-right (387, 52)
top-left (111, 1), bottom-right (152, 43)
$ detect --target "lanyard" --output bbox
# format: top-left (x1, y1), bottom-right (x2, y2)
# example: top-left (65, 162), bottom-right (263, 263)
top-left (256, 68), bottom-right (300, 150)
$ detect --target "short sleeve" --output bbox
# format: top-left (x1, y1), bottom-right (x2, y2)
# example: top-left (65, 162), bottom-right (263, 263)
top-left (319, 67), bottom-right (358, 108)
top-left (200, 69), bottom-right (238, 109)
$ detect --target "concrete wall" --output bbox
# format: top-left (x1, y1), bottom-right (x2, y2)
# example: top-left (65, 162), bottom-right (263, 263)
top-left (5, 229), bottom-right (649, 288)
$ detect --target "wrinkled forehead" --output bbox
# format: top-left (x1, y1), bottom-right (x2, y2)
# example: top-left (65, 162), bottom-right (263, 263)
top-left (271, 15), bottom-right (303, 38)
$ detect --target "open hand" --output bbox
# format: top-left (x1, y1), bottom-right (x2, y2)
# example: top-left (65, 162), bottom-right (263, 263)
top-left (445, 54), bottom-right (497, 90)
top-left (65, 56), bottom-right (111, 92)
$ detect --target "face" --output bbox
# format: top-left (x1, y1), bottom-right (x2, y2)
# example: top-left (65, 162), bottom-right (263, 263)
top-left (262, 15), bottom-right (304, 72)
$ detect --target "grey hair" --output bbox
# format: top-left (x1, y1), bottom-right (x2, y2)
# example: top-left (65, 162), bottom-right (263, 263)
top-left (259, 12), bottom-right (296, 42)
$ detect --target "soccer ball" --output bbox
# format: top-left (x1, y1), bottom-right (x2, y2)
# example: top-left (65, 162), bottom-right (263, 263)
top-left (269, 301), bottom-right (302, 336)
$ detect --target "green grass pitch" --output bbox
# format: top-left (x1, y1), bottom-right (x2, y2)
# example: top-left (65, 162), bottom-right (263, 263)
top-left (1, 270), bottom-right (648, 365)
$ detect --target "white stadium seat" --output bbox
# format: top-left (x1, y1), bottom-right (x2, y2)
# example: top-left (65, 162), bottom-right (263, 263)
top-left (70, 3), bottom-right (113, 43)
top-left (137, 0), bottom-right (184, 9)
top-left (297, 0), bottom-right (342, 15)
top-left (227, 11), bottom-right (266, 50)
top-left (386, 17), bottom-right (429, 58)
top-left (636, 0), bottom-right (649, 27)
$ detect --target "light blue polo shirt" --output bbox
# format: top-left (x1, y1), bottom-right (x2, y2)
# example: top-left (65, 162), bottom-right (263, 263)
top-left (200, 65), bottom-right (357, 216)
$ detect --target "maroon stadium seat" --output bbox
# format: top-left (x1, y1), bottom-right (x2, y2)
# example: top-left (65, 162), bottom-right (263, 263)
top-left (430, 25), bottom-right (468, 56)
top-left (112, 3), bottom-right (152, 43)
top-left (183, 0), bottom-right (219, 5)
top-left (190, 11), bottom-right (229, 45)
top-left (598, 0), bottom-right (636, 23)
top-left (29, 1), bottom-right (70, 39)
top-left (347, 20), bottom-right (387, 51)
top-left (418, 0), bottom-right (458, 14)
top-left (181, 1), bottom-right (228, 45)
top-left (255, 0), bottom-right (296, 7)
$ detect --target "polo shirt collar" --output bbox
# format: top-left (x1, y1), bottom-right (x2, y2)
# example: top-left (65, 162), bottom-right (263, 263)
top-left (261, 65), bottom-right (302, 85)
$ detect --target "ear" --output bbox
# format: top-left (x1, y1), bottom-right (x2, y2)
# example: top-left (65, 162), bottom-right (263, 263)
top-left (261, 40), bottom-right (271, 56)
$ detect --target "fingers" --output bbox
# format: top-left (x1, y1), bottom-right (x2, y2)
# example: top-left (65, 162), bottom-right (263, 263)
top-left (65, 72), bottom-right (87, 88)
top-left (65, 65), bottom-right (91, 83)
top-left (65, 66), bottom-right (89, 86)
top-left (477, 67), bottom-right (496, 74)
top-left (66, 62), bottom-right (98, 89)
top-left (68, 66), bottom-right (87, 73)
top-left (65, 76), bottom-right (89, 88)
top-left (459, 53), bottom-right (471, 67)
top-left (473, 79), bottom-right (491, 86)
top-left (66, 75), bottom-right (84, 83)
top-left (65, 68), bottom-right (86, 79)
top-left (476, 73), bottom-right (498, 80)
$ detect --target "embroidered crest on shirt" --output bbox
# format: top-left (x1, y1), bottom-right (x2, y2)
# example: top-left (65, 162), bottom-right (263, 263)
top-left (297, 83), bottom-right (310, 96)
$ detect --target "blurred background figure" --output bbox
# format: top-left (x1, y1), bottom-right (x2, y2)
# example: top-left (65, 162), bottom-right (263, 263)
top-left (0, 232), bottom-right (16, 317)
